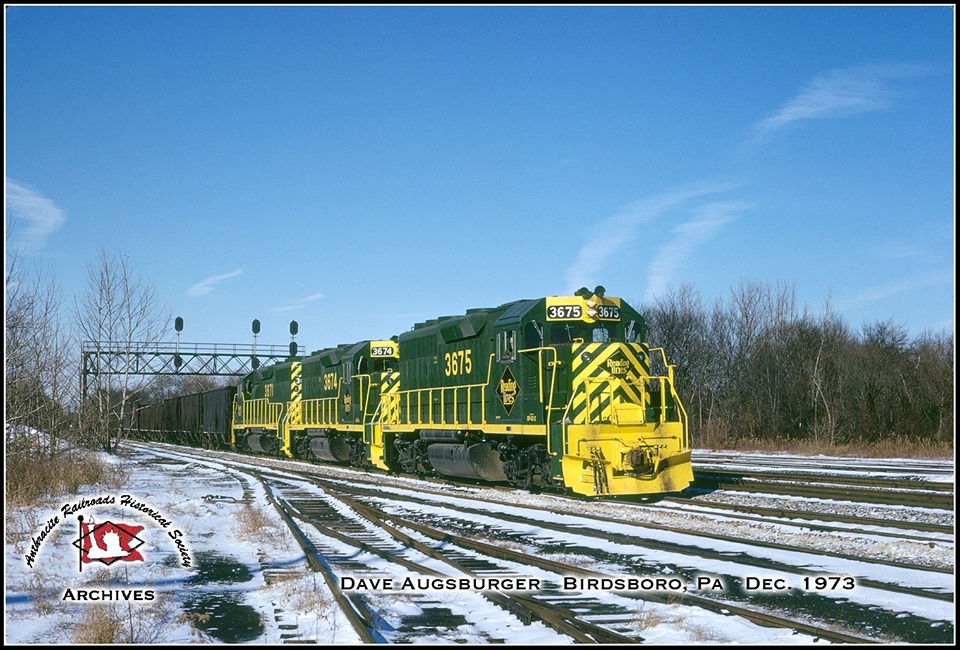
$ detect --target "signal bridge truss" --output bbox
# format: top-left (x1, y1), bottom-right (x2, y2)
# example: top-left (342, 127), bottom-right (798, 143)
top-left (80, 340), bottom-right (301, 388)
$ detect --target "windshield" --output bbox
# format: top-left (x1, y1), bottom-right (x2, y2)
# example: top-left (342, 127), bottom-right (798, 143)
top-left (550, 322), bottom-right (620, 344)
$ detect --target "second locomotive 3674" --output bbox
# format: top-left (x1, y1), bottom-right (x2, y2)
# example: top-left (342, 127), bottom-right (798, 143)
top-left (134, 287), bottom-right (693, 497)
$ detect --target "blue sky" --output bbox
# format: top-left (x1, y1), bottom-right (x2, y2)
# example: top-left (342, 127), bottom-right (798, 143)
top-left (5, 5), bottom-right (954, 351)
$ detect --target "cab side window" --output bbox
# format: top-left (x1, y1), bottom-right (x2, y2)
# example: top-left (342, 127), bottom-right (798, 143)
top-left (525, 321), bottom-right (544, 347)
top-left (497, 330), bottom-right (516, 361)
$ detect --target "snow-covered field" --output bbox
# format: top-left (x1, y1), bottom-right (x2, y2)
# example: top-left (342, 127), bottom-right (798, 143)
top-left (5, 444), bottom-right (954, 645)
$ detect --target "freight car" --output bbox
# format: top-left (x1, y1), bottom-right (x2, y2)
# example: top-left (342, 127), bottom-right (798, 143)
top-left (132, 385), bottom-right (236, 449)
top-left (130, 288), bottom-right (693, 497)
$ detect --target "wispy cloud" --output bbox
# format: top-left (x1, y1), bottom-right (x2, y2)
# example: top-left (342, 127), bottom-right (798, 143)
top-left (272, 292), bottom-right (326, 312)
top-left (5, 178), bottom-right (66, 250)
top-left (869, 242), bottom-right (938, 263)
top-left (841, 271), bottom-right (952, 309)
top-left (644, 201), bottom-right (749, 302)
top-left (187, 269), bottom-right (243, 297)
top-left (564, 181), bottom-right (739, 293)
top-left (752, 63), bottom-right (932, 139)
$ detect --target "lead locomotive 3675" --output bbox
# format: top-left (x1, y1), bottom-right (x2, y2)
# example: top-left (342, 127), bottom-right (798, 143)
top-left (130, 287), bottom-right (693, 496)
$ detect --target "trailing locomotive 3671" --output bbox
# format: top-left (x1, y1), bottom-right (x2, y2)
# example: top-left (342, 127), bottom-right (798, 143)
top-left (131, 288), bottom-right (693, 496)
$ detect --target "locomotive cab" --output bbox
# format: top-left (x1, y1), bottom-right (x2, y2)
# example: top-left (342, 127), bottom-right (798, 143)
top-left (545, 289), bottom-right (693, 495)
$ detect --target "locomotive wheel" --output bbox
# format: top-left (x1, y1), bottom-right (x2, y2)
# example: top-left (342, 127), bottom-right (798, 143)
top-left (349, 438), bottom-right (366, 467)
top-left (541, 458), bottom-right (565, 491)
top-left (396, 439), bottom-right (419, 474)
top-left (504, 446), bottom-right (535, 489)
top-left (295, 435), bottom-right (311, 460)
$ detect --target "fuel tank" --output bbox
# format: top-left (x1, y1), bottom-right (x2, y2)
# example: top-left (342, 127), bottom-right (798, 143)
top-left (310, 436), bottom-right (353, 462)
top-left (426, 442), bottom-right (507, 482)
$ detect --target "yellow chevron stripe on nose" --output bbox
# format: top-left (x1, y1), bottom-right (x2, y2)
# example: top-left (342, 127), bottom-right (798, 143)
top-left (289, 362), bottom-right (303, 424)
top-left (569, 343), bottom-right (647, 423)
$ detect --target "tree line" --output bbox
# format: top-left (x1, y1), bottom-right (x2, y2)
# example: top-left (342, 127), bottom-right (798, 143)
top-left (639, 282), bottom-right (953, 452)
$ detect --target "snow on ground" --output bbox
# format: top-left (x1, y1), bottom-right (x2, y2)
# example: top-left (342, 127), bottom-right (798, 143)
top-left (5, 448), bottom-right (359, 644)
top-left (692, 450), bottom-right (955, 483)
top-left (5, 444), bottom-right (954, 645)
top-left (344, 481), bottom-right (954, 621)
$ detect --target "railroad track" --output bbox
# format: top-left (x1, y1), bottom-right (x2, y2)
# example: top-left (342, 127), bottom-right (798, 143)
top-left (127, 442), bottom-right (954, 643)
top-left (693, 468), bottom-right (954, 492)
top-left (315, 480), bottom-right (888, 644)
top-left (692, 453), bottom-right (955, 478)
top-left (263, 467), bottom-right (950, 643)
top-left (659, 496), bottom-right (954, 538)
top-left (691, 470), bottom-right (954, 510)
top-left (322, 479), bottom-right (952, 577)
top-left (256, 472), bottom-right (641, 643)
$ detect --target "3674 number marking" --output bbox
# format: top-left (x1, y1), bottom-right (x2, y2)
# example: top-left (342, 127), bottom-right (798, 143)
top-left (323, 372), bottom-right (338, 391)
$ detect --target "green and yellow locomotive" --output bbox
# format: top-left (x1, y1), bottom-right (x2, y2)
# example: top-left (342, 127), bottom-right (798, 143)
top-left (381, 286), bottom-right (692, 496)
top-left (233, 339), bottom-right (400, 468)
top-left (230, 287), bottom-right (692, 496)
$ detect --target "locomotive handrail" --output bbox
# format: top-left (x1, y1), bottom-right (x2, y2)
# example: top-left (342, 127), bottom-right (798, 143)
top-left (298, 396), bottom-right (339, 427)
top-left (578, 372), bottom-right (685, 428)
top-left (379, 392), bottom-right (400, 426)
top-left (364, 399), bottom-right (384, 444)
top-left (659, 375), bottom-right (690, 447)
top-left (296, 371), bottom-right (352, 428)
top-left (359, 374), bottom-right (375, 421)
top-left (555, 387), bottom-right (581, 456)
top-left (649, 347), bottom-right (677, 389)
top-left (649, 347), bottom-right (690, 447)
top-left (241, 398), bottom-right (282, 427)
top-left (387, 353), bottom-right (499, 428)
top-left (676, 387), bottom-right (690, 448)
top-left (395, 383), bottom-right (487, 427)
top-left (483, 352), bottom-right (496, 385)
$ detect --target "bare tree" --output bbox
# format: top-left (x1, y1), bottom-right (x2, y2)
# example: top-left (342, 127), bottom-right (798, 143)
top-left (911, 328), bottom-right (954, 444)
top-left (5, 248), bottom-right (76, 456)
top-left (803, 300), bottom-right (850, 445)
top-left (5, 248), bottom-right (84, 506)
top-left (73, 247), bottom-right (168, 451)
top-left (642, 284), bottom-right (718, 443)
